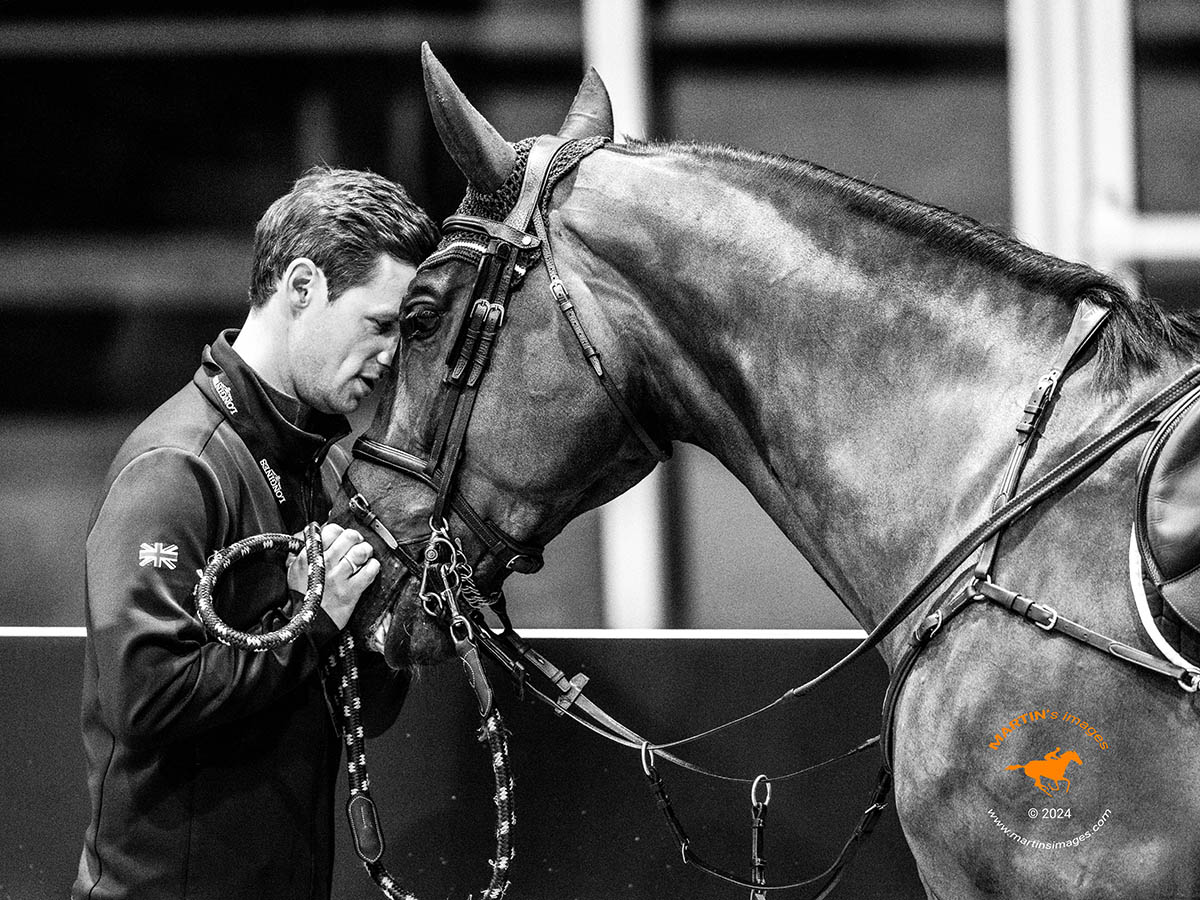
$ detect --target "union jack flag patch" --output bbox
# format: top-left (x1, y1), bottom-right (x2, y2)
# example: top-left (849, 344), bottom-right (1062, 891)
top-left (139, 542), bottom-right (179, 569)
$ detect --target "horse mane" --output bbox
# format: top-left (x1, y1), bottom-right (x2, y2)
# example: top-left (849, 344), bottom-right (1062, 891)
top-left (612, 139), bottom-right (1200, 392)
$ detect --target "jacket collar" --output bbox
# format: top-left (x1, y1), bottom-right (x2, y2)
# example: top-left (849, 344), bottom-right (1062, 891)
top-left (196, 329), bottom-right (350, 474)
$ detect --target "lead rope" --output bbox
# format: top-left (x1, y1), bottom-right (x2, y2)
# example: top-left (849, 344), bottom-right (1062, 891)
top-left (326, 633), bottom-right (515, 900)
top-left (195, 528), bottom-right (515, 900)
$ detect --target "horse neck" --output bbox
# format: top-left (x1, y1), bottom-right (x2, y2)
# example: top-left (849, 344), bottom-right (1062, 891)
top-left (556, 147), bottom-right (1107, 630)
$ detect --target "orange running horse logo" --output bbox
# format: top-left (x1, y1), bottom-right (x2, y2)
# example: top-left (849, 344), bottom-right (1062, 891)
top-left (1005, 747), bottom-right (1083, 796)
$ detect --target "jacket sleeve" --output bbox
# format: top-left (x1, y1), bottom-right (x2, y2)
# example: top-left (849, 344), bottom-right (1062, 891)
top-left (86, 446), bottom-right (340, 749)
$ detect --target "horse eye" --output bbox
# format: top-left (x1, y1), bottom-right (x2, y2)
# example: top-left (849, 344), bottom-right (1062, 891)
top-left (402, 308), bottom-right (442, 340)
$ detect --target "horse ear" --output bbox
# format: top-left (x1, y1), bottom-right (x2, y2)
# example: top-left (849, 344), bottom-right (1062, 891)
top-left (421, 42), bottom-right (517, 194)
top-left (557, 67), bottom-right (614, 140)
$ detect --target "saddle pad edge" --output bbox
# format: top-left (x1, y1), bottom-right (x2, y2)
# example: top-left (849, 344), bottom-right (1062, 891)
top-left (1128, 525), bottom-right (1200, 674)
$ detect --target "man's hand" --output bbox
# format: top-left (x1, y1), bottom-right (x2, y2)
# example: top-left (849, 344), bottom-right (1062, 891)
top-left (287, 523), bottom-right (379, 630)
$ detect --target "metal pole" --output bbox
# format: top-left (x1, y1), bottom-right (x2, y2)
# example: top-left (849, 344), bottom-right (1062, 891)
top-left (580, 0), bottom-right (670, 629)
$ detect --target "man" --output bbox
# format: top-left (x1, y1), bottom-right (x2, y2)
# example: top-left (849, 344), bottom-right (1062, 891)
top-left (73, 167), bottom-right (437, 900)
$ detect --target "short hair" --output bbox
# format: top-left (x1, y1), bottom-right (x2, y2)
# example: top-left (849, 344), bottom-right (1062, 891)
top-left (248, 166), bottom-right (438, 307)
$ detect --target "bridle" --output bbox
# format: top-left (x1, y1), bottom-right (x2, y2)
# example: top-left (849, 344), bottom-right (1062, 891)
top-left (348, 134), bottom-right (668, 632)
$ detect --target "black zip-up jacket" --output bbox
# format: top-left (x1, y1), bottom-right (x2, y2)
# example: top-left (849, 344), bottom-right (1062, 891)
top-left (73, 332), bottom-right (407, 900)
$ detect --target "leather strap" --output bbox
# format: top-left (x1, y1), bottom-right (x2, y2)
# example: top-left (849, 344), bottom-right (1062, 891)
top-left (442, 214), bottom-right (540, 250)
top-left (879, 575), bottom-right (977, 770)
top-left (974, 297), bottom-right (1110, 580)
top-left (880, 357), bottom-right (1200, 771)
top-left (351, 437), bottom-right (545, 573)
top-left (505, 135), bottom-right (573, 232)
top-left (531, 209), bottom-right (669, 462)
top-left (974, 579), bottom-right (1199, 687)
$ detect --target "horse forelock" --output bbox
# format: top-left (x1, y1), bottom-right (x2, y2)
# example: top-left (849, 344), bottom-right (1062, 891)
top-left (614, 139), bottom-right (1200, 392)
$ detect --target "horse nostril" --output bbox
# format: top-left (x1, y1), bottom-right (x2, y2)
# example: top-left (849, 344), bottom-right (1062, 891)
top-left (507, 554), bottom-right (542, 574)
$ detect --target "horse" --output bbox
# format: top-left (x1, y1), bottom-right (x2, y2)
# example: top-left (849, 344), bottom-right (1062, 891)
top-left (336, 46), bottom-right (1200, 900)
top-left (1005, 748), bottom-right (1083, 797)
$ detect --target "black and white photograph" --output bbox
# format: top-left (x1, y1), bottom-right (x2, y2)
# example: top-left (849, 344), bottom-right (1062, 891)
top-left (3, 2), bottom-right (1200, 898)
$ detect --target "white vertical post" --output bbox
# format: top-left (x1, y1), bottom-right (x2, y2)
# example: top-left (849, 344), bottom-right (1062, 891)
top-left (1047, 0), bottom-right (1087, 263)
top-left (580, 0), bottom-right (669, 629)
top-left (1007, 0), bottom-right (1055, 251)
top-left (1007, 0), bottom-right (1088, 261)
top-left (1008, 0), bottom-right (1200, 278)
top-left (581, 0), bottom-right (649, 140)
top-left (1082, 0), bottom-right (1138, 285)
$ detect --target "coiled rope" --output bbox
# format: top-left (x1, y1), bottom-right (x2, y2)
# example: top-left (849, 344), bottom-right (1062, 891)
top-left (195, 523), bottom-right (324, 650)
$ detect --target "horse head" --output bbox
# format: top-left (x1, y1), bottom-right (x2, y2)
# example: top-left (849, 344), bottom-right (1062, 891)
top-left (339, 46), bottom-right (665, 669)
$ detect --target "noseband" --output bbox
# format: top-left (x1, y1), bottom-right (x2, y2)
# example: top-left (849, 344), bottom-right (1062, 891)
top-left (348, 135), bottom-right (669, 626)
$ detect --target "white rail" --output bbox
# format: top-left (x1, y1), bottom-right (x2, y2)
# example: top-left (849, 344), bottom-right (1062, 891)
top-left (0, 626), bottom-right (867, 640)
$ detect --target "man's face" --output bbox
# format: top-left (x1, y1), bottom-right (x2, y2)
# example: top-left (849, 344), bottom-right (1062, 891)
top-left (291, 254), bottom-right (417, 414)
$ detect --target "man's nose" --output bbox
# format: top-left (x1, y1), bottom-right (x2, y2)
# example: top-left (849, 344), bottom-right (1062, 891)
top-left (376, 342), bottom-right (396, 368)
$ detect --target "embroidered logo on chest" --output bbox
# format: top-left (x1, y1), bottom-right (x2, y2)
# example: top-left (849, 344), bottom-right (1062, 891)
top-left (259, 458), bottom-right (287, 504)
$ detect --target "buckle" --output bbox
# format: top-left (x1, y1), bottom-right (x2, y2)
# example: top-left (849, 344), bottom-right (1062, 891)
top-left (912, 609), bottom-right (943, 644)
top-left (554, 672), bottom-right (589, 715)
top-left (1031, 602), bottom-right (1059, 631)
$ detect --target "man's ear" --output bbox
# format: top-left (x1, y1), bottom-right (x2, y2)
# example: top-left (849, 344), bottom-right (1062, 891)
top-left (283, 258), bottom-right (322, 308)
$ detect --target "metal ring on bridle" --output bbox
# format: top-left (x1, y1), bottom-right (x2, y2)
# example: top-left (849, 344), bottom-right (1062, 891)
top-left (751, 774), bottom-right (772, 808)
top-left (195, 522), bottom-right (324, 651)
top-left (641, 741), bottom-right (656, 777)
